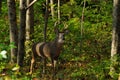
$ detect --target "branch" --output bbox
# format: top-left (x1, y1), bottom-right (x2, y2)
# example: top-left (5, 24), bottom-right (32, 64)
top-left (81, 0), bottom-right (86, 36)
top-left (80, 0), bottom-right (86, 53)
top-left (25, 0), bottom-right (37, 10)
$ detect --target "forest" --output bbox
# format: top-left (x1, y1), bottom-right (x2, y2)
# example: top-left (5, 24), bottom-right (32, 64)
top-left (0, 0), bottom-right (120, 80)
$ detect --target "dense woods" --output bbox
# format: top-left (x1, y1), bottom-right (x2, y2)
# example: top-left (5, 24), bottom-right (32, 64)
top-left (1, 0), bottom-right (120, 80)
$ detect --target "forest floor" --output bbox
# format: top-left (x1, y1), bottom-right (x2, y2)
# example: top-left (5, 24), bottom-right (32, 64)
top-left (0, 54), bottom-right (112, 80)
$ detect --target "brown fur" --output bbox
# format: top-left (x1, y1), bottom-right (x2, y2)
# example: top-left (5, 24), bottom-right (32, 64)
top-left (30, 29), bottom-right (68, 74)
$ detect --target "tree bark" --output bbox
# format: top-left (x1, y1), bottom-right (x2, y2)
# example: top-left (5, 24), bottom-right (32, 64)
top-left (50, 0), bottom-right (54, 20)
top-left (58, 0), bottom-right (60, 23)
top-left (110, 0), bottom-right (120, 78)
top-left (0, 0), bottom-right (2, 13)
top-left (44, 0), bottom-right (49, 42)
top-left (7, 0), bottom-right (18, 63)
top-left (26, 0), bottom-right (34, 40)
top-left (17, 0), bottom-right (26, 66)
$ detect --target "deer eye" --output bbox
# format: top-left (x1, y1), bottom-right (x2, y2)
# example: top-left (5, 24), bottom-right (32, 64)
top-left (63, 37), bottom-right (65, 40)
top-left (62, 34), bottom-right (65, 39)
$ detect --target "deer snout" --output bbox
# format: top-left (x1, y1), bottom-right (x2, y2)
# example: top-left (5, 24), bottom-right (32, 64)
top-left (58, 39), bottom-right (64, 43)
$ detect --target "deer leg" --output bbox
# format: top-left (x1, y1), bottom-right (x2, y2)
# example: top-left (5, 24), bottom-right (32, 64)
top-left (30, 57), bottom-right (35, 74)
top-left (43, 57), bottom-right (46, 74)
top-left (52, 59), bottom-right (57, 75)
top-left (53, 60), bottom-right (57, 72)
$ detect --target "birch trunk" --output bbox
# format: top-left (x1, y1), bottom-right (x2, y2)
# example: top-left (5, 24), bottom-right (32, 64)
top-left (58, 0), bottom-right (60, 23)
top-left (26, 0), bottom-right (34, 40)
top-left (110, 0), bottom-right (120, 78)
top-left (50, 0), bottom-right (54, 20)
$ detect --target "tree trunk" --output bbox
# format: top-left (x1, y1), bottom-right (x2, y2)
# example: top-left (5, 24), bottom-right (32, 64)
top-left (17, 0), bottom-right (26, 66)
top-left (50, 0), bottom-right (54, 20)
top-left (26, 0), bottom-right (34, 40)
top-left (0, 0), bottom-right (2, 13)
top-left (7, 0), bottom-right (18, 63)
top-left (44, 0), bottom-right (49, 42)
top-left (110, 0), bottom-right (120, 78)
top-left (58, 0), bottom-right (60, 23)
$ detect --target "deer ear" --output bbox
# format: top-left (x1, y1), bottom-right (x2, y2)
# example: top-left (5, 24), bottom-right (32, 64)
top-left (64, 29), bottom-right (69, 34)
top-left (54, 27), bottom-right (59, 34)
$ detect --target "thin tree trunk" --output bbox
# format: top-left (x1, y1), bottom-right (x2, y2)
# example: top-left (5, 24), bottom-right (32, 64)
top-left (110, 0), bottom-right (120, 78)
top-left (26, 0), bottom-right (34, 40)
top-left (50, 0), bottom-right (54, 20)
top-left (7, 0), bottom-right (18, 63)
top-left (80, 0), bottom-right (86, 54)
top-left (44, 0), bottom-right (49, 42)
top-left (58, 0), bottom-right (60, 23)
top-left (17, 0), bottom-right (26, 66)
top-left (26, 0), bottom-right (34, 59)
top-left (0, 0), bottom-right (2, 13)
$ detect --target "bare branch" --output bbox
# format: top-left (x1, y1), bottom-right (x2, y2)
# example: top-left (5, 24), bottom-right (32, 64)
top-left (26, 0), bottom-right (37, 10)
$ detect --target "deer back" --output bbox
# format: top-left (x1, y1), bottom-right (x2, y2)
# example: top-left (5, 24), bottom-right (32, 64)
top-left (32, 28), bottom-right (68, 59)
top-left (43, 41), bottom-right (63, 59)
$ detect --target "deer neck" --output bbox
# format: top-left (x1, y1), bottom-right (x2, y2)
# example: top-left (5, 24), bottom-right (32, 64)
top-left (53, 38), bottom-right (63, 48)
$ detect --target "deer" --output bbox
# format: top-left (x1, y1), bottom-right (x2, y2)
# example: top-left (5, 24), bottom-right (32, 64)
top-left (30, 23), bottom-right (68, 75)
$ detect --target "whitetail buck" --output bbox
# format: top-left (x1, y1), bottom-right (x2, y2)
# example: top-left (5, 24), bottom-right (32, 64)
top-left (30, 25), bottom-right (68, 74)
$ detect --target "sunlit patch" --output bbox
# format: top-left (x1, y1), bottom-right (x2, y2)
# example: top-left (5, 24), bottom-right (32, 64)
top-left (0, 50), bottom-right (7, 59)
top-left (12, 65), bottom-right (20, 71)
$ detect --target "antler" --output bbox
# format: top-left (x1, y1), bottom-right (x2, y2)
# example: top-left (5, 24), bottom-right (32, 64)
top-left (54, 21), bottom-right (59, 33)
top-left (63, 22), bottom-right (68, 29)
top-left (54, 21), bottom-right (58, 27)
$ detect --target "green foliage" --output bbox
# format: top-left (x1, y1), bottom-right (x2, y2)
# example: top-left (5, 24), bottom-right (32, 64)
top-left (109, 54), bottom-right (120, 79)
top-left (0, 43), bottom-right (16, 76)
top-left (0, 0), bottom-right (114, 79)
top-left (0, 19), bottom-right (9, 44)
top-left (31, 0), bottom-right (113, 79)
top-left (70, 58), bottom-right (111, 80)
top-left (0, 50), bottom-right (7, 73)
